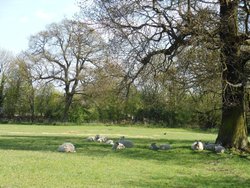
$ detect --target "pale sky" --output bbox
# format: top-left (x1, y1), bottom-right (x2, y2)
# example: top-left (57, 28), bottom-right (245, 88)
top-left (0, 0), bottom-right (80, 54)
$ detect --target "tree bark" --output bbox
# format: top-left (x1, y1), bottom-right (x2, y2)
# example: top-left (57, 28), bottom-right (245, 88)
top-left (63, 81), bottom-right (73, 122)
top-left (63, 94), bottom-right (73, 122)
top-left (216, 0), bottom-right (249, 150)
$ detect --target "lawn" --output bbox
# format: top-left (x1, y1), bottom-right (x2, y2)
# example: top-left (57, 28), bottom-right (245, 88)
top-left (0, 124), bottom-right (250, 187)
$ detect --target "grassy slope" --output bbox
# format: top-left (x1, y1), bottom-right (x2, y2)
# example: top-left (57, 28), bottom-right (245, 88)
top-left (0, 124), bottom-right (249, 187)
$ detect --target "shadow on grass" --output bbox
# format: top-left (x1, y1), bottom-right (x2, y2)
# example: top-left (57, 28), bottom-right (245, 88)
top-left (0, 134), bottom-right (234, 163)
top-left (1, 135), bottom-right (250, 187)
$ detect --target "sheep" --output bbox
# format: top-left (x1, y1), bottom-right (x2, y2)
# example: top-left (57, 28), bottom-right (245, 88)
top-left (112, 142), bottom-right (125, 150)
top-left (117, 143), bottom-right (125, 149)
top-left (105, 139), bottom-right (114, 145)
top-left (118, 136), bottom-right (134, 148)
top-left (149, 143), bottom-right (160, 151)
top-left (191, 141), bottom-right (204, 151)
top-left (204, 142), bottom-right (216, 151)
top-left (58, 142), bottom-right (76, 153)
top-left (215, 145), bottom-right (225, 153)
top-left (94, 134), bottom-right (100, 141)
top-left (159, 144), bottom-right (171, 150)
top-left (86, 136), bottom-right (95, 142)
top-left (97, 136), bottom-right (108, 143)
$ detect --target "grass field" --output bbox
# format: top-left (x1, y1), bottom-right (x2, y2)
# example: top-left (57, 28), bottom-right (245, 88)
top-left (0, 124), bottom-right (250, 188)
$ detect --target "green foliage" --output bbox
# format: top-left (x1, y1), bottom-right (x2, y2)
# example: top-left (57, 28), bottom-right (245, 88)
top-left (33, 86), bottom-right (64, 122)
top-left (68, 105), bottom-right (90, 123)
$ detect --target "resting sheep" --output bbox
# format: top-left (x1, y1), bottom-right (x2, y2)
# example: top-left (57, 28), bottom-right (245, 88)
top-left (58, 142), bottom-right (76, 153)
top-left (191, 141), bottom-right (204, 151)
top-left (149, 143), bottom-right (171, 151)
top-left (159, 144), bottom-right (171, 150)
top-left (94, 134), bottom-right (100, 141)
top-left (97, 136), bottom-right (108, 143)
top-left (105, 139), bottom-right (114, 145)
top-left (215, 145), bottom-right (225, 153)
top-left (149, 143), bottom-right (160, 151)
top-left (86, 135), bottom-right (107, 142)
top-left (204, 142), bottom-right (216, 151)
top-left (118, 136), bottom-right (134, 148)
top-left (86, 136), bottom-right (95, 142)
top-left (112, 142), bottom-right (125, 150)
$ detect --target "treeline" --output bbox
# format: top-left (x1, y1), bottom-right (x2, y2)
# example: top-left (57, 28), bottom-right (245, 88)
top-left (0, 83), bottom-right (221, 129)
top-left (0, 48), bottom-right (221, 129)
top-left (0, 11), bottom-right (224, 129)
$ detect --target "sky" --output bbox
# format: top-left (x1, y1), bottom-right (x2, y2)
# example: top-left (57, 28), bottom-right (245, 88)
top-left (0, 0), bottom-right (80, 54)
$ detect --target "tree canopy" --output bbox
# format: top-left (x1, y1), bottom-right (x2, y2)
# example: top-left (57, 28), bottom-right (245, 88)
top-left (79, 0), bottom-right (250, 150)
top-left (27, 19), bottom-right (106, 120)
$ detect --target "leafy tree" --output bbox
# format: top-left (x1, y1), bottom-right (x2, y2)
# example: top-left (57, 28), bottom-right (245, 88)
top-left (3, 56), bottom-right (35, 121)
top-left (0, 49), bottom-right (13, 117)
top-left (176, 46), bottom-right (222, 128)
top-left (84, 60), bottom-right (130, 122)
top-left (28, 19), bottom-right (105, 121)
top-left (35, 83), bottom-right (64, 121)
top-left (16, 55), bottom-right (35, 121)
top-left (4, 60), bottom-right (22, 118)
top-left (80, 0), bottom-right (250, 150)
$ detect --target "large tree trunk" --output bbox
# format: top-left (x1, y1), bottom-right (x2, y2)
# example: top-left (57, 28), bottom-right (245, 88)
top-left (216, 0), bottom-right (249, 150)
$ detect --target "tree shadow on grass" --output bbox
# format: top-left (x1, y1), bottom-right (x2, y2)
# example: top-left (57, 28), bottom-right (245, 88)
top-left (0, 135), bottom-right (232, 164)
top-left (1, 135), bottom-right (249, 187)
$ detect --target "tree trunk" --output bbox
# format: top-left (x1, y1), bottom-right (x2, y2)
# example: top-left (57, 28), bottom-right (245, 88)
top-left (29, 88), bottom-right (35, 123)
top-left (216, 0), bottom-right (249, 150)
top-left (63, 92), bottom-right (73, 122)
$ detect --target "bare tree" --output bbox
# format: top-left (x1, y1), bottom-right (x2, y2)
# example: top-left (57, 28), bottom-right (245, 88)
top-left (28, 19), bottom-right (105, 121)
top-left (80, 0), bottom-right (250, 150)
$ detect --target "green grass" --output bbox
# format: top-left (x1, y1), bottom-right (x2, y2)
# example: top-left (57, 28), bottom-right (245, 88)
top-left (0, 124), bottom-right (250, 187)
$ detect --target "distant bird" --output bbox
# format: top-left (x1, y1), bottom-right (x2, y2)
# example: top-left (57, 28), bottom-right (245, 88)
top-left (58, 142), bottom-right (76, 153)
top-left (191, 141), bottom-right (204, 151)
top-left (149, 143), bottom-right (160, 151)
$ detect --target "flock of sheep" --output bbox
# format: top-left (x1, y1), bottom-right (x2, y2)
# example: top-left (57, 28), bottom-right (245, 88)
top-left (57, 136), bottom-right (225, 154)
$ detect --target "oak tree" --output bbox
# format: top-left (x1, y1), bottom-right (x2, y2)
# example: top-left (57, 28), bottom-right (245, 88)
top-left (80, 0), bottom-right (250, 149)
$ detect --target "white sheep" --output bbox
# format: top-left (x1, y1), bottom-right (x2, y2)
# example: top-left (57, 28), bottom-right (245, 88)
top-left (58, 142), bottom-right (76, 153)
top-left (191, 141), bottom-right (204, 151)
top-left (112, 142), bottom-right (125, 150)
top-left (97, 136), bottom-right (108, 143)
top-left (105, 139), bottom-right (114, 145)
